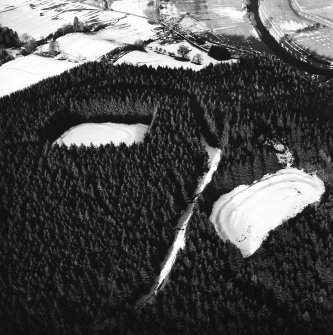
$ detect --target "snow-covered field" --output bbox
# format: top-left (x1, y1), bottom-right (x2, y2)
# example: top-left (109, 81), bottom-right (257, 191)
top-left (0, 0), bottom-right (68, 39)
top-left (57, 33), bottom-right (120, 62)
top-left (210, 168), bottom-right (325, 257)
top-left (54, 123), bottom-right (149, 147)
top-left (116, 41), bottom-right (232, 70)
top-left (96, 15), bottom-right (160, 45)
top-left (110, 0), bottom-right (150, 18)
top-left (160, 0), bottom-right (254, 38)
top-left (1, 0), bottom-right (237, 96)
top-left (259, 0), bottom-right (333, 59)
top-left (0, 0), bottom-right (125, 39)
top-left (0, 55), bottom-right (76, 98)
top-left (0, 1), bottom-right (161, 96)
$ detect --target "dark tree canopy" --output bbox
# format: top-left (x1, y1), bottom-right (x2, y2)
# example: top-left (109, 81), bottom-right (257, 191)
top-left (0, 55), bottom-right (333, 334)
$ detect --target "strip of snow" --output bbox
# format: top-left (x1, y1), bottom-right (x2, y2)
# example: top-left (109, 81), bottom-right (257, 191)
top-left (210, 168), bottom-right (325, 257)
top-left (0, 55), bottom-right (77, 98)
top-left (279, 20), bottom-right (307, 31)
top-left (154, 140), bottom-right (221, 292)
top-left (155, 203), bottom-right (194, 292)
top-left (135, 138), bottom-right (221, 308)
top-left (54, 123), bottom-right (148, 147)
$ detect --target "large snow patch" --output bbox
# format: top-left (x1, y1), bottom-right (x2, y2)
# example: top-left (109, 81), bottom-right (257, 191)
top-left (210, 168), bottom-right (325, 257)
top-left (57, 33), bottom-right (120, 62)
top-left (54, 122), bottom-right (148, 147)
top-left (0, 55), bottom-right (76, 98)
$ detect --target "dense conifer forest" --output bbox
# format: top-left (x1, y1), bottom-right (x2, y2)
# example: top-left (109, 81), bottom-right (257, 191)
top-left (1, 55), bottom-right (333, 334)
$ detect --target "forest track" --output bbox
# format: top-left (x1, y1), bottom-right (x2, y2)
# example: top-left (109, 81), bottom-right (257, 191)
top-left (135, 138), bottom-right (221, 310)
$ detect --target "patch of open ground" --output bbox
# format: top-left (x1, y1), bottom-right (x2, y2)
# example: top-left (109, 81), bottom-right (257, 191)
top-left (54, 122), bottom-right (149, 147)
top-left (0, 54), bottom-right (76, 98)
top-left (210, 168), bottom-right (325, 257)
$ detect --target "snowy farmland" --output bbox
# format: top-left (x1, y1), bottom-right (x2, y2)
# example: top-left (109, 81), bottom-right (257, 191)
top-left (210, 168), bottom-right (325, 257)
top-left (54, 123), bottom-right (149, 147)
top-left (57, 33), bottom-right (120, 62)
top-left (115, 40), bottom-right (226, 70)
top-left (160, 0), bottom-right (255, 38)
top-left (0, 55), bottom-right (76, 98)
top-left (259, 0), bottom-right (333, 59)
top-left (0, 0), bottom-right (125, 39)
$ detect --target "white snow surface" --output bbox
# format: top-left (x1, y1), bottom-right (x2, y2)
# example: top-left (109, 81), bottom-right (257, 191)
top-left (155, 139), bottom-right (221, 292)
top-left (0, 0), bottom-right (68, 39)
top-left (216, 7), bottom-right (245, 22)
top-left (279, 20), bottom-right (307, 31)
top-left (97, 15), bottom-right (160, 45)
top-left (111, 0), bottom-right (149, 18)
top-left (0, 54), bottom-right (76, 98)
top-left (57, 33), bottom-right (120, 62)
top-left (54, 123), bottom-right (148, 147)
top-left (116, 41), bottom-right (234, 70)
top-left (0, 0), bottom-right (125, 39)
top-left (210, 168), bottom-right (325, 257)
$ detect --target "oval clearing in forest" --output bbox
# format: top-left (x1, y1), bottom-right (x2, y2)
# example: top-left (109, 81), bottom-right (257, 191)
top-left (210, 168), bottom-right (325, 257)
top-left (54, 122), bottom-right (149, 147)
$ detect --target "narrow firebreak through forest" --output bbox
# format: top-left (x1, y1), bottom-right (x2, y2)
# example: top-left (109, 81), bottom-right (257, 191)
top-left (0, 55), bottom-right (333, 335)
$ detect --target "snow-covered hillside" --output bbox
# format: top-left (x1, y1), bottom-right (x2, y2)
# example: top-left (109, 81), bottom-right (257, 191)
top-left (56, 33), bottom-right (120, 62)
top-left (0, 55), bottom-right (76, 98)
top-left (0, 0), bottom-right (125, 39)
top-left (0, 0), bottom-right (235, 97)
top-left (115, 40), bottom-right (228, 70)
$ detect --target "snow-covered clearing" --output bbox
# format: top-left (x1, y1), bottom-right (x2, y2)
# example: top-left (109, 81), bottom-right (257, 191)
top-left (54, 123), bottom-right (148, 147)
top-left (0, 54), bottom-right (76, 98)
top-left (210, 168), bottom-right (325, 257)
